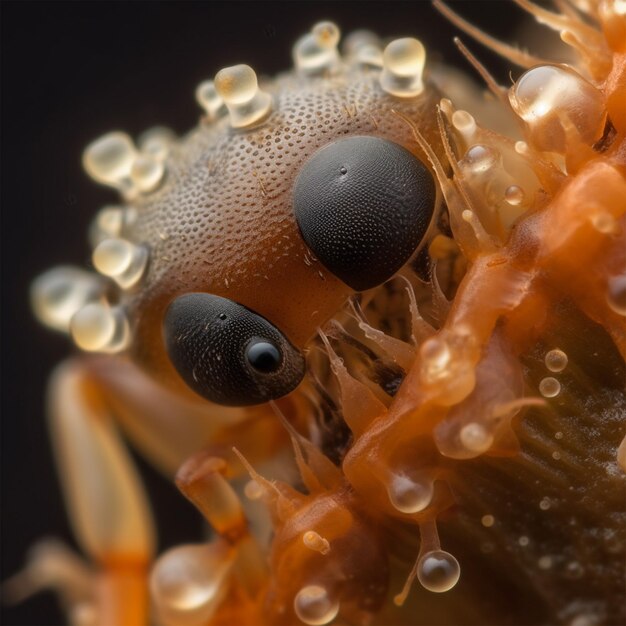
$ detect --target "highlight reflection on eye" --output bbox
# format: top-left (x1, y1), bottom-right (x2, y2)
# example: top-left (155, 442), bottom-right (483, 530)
top-left (163, 293), bottom-right (305, 406)
top-left (293, 135), bottom-right (436, 291)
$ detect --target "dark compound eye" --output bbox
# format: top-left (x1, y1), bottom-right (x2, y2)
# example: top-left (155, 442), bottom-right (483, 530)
top-left (163, 293), bottom-right (305, 406)
top-left (293, 135), bottom-right (436, 291)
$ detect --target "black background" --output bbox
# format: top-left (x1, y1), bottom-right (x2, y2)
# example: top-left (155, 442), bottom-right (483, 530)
top-left (1, 2), bottom-right (525, 624)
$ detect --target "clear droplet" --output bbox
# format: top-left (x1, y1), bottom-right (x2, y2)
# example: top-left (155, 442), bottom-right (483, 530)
top-left (539, 497), bottom-right (551, 511)
top-left (590, 210), bottom-right (617, 234)
top-left (92, 238), bottom-right (148, 289)
top-left (420, 337), bottom-right (451, 383)
top-left (481, 514), bottom-right (495, 528)
top-left (243, 479), bottom-right (264, 500)
top-left (518, 535), bottom-right (530, 547)
top-left (31, 267), bottom-right (103, 333)
top-left (130, 155), bottom-right (165, 193)
top-left (150, 542), bottom-right (234, 624)
top-left (504, 185), bottom-right (525, 206)
top-left (387, 472), bottom-right (433, 514)
top-left (538, 555), bottom-right (552, 570)
top-left (138, 126), bottom-right (175, 161)
top-left (451, 110), bottom-right (476, 139)
top-left (380, 37), bottom-right (426, 97)
top-left (83, 132), bottom-right (137, 187)
top-left (464, 145), bottom-right (497, 174)
top-left (214, 64), bottom-right (272, 128)
top-left (195, 80), bottom-right (225, 120)
top-left (293, 585), bottom-right (339, 626)
top-left (459, 422), bottom-right (494, 454)
top-left (545, 349), bottom-right (568, 372)
top-left (70, 302), bottom-right (129, 353)
top-left (607, 275), bottom-right (626, 315)
top-left (302, 531), bottom-right (330, 556)
top-left (417, 550), bottom-right (460, 593)
top-left (555, 431), bottom-right (564, 440)
top-left (539, 377), bottom-right (561, 398)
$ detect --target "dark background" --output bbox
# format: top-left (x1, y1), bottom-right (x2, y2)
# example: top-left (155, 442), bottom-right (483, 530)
top-left (1, 2), bottom-right (526, 624)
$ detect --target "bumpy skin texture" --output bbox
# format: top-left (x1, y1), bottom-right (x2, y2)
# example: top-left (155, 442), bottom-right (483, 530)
top-left (122, 69), bottom-right (442, 396)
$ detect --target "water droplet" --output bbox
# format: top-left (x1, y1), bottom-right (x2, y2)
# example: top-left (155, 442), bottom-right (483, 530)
top-left (607, 275), bottom-right (626, 315)
top-left (417, 550), bottom-right (460, 593)
top-left (302, 531), bottom-right (331, 556)
top-left (539, 497), bottom-right (551, 511)
top-left (518, 535), bottom-right (530, 547)
top-left (538, 555), bottom-right (552, 570)
top-left (590, 210), bottom-right (617, 234)
top-left (464, 144), bottom-right (498, 173)
top-left (380, 37), bottom-right (426, 97)
top-left (539, 377), bottom-right (561, 398)
top-left (545, 349), bottom-right (568, 372)
top-left (481, 514), bottom-right (495, 528)
top-left (293, 585), bottom-right (339, 626)
top-left (555, 431), bottom-right (563, 440)
top-left (459, 422), bottom-right (494, 454)
top-left (195, 80), bottom-right (225, 120)
top-left (387, 472), bottom-right (433, 514)
top-left (452, 110), bottom-right (476, 138)
top-left (130, 155), bottom-right (165, 193)
top-left (419, 337), bottom-right (451, 383)
top-left (92, 238), bottom-right (148, 289)
top-left (83, 132), bottom-right (137, 187)
top-left (504, 185), bottom-right (525, 206)
top-left (214, 65), bottom-right (272, 129)
top-left (70, 302), bottom-right (129, 353)
top-left (31, 267), bottom-right (103, 333)
top-left (243, 480), bottom-right (264, 500)
top-left (552, 451), bottom-right (561, 460)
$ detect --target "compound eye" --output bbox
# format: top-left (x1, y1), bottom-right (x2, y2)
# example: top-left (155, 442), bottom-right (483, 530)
top-left (163, 293), bottom-right (305, 406)
top-left (293, 135), bottom-right (435, 291)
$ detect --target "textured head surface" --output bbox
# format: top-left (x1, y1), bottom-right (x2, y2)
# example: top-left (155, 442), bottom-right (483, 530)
top-left (121, 67), bottom-right (442, 390)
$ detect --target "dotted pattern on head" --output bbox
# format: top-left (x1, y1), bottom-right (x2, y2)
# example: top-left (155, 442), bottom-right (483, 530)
top-left (118, 63), bottom-right (442, 380)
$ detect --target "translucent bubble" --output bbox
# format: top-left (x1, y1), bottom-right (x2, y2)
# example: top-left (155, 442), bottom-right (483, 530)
top-left (540, 377), bottom-right (561, 398)
top-left (545, 349), bottom-right (568, 372)
top-left (481, 514), bottom-right (495, 528)
top-left (590, 210), bottom-right (617, 234)
top-left (504, 185), bottom-right (525, 206)
top-left (452, 110), bottom-right (476, 138)
top-left (70, 302), bottom-right (129, 353)
top-left (138, 126), bottom-right (175, 161)
top-left (539, 497), bottom-right (551, 511)
top-left (464, 145), bottom-right (497, 173)
top-left (130, 155), bottom-right (165, 193)
top-left (82, 132), bottom-right (136, 186)
top-left (518, 535), bottom-right (530, 547)
top-left (195, 81), bottom-right (225, 119)
top-left (607, 275), bottom-right (626, 315)
top-left (214, 65), bottom-right (272, 128)
top-left (302, 531), bottom-right (330, 555)
top-left (509, 64), bottom-right (606, 153)
top-left (293, 585), bottom-right (339, 626)
top-left (243, 479), bottom-right (264, 500)
top-left (555, 431), bottom-right (563, 440)
top-left (387, 472), bottom-right (433, 514)
top-left (312, 22), bottom-right (340, 48)
top-left (92, 238), bottom-right (148, 289)
top-left (552, 451), bottom-right (562, 460)
top-left (459, 422), bottom-right (494, 454)
top-left (420, 337), bottom-right (451, 383)
top-left (380, 38), bottom-right (425, 97)
top-left (342, 30), bottom-right (382, 66)
top-left (31, 266), bottom-right (103, 332)
top-left (417, 550), bottom-right (460, 593)
top-left (150, 542), bottom-right (233, 623)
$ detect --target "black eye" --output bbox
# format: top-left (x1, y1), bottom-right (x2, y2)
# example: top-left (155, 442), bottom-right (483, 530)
top-left (293, 135), bottom-right (435, 291)
top-left (163, 293), bottom-right (305, 406)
